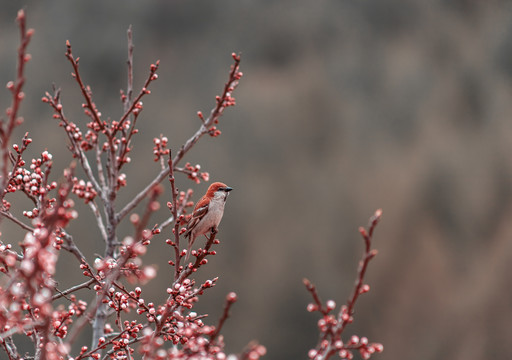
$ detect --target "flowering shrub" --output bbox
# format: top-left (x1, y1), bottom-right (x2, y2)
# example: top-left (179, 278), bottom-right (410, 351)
top-left (0, 10), bottom-right (382, 360)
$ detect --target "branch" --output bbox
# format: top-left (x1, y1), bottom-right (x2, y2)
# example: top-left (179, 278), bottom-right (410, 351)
top-left (123, 26), bottom-right (134, 114)
top-left (208, 292), bottom-right (237, 346)
top-left (305, 209), bottom-right (384, 360)
top-left (52, 278), bottom-right (96, 301)
top-left (0, 209), bottom-right (34, 232)
top-left (2, 337), bottom-right (20, 360)
top-left (339, 209), bottom-right (382, 335)
top-left (65, 41), bottom-right (105, 133)
top-left (87, 200), bottom-right (108, 242)
top-left (168, 154), bottom-right (182, 281)
top-left (44, 95), bottom-right (104, 198)
top-left (0, 10), bottom-right (33, 199)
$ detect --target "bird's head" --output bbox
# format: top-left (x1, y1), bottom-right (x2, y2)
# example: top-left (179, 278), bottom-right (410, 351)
top-left (206, 182), bottom-right (233, 199)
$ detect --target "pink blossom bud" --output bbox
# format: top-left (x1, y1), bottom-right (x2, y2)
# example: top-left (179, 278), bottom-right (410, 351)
top-left (373, 343), bottom-right (384, 353)
top-left (226, 292), bottom-right (237, 303)
top-left (360, 284), bottom-right (370, 294)
top-left (360, 350), bottom-right (370, 360)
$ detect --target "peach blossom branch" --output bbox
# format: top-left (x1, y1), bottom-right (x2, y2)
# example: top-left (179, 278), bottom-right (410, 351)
top-left (305, 209), bottom-right (383, 360)
top-left (0, 10), bottom-right (33, 201)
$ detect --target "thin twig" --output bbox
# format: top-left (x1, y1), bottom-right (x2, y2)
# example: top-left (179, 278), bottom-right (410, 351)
top-left (305, 209), bottom-right (383, 360)
top-left (65, 41), bottom-right (105, 133)
top-left (59, 229), bottom-right (88, 263)
top-left (0, 210), bottom-right (34, 232)
top-left (88, 200), bottom-right (108, 242)
top-left (124, 26), bottom-right (134, 114)
top-left (52, 278), bottom-right (96, 301)
top-left (208, 293), bottom-right (237, 346)
top-left (168, 154), bottom-right (182, 281)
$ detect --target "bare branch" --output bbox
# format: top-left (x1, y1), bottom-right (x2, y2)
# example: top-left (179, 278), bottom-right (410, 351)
top-left (52, 278), bottom-right (96, 301)
top-left (0, 209), bottom-right (34, 232)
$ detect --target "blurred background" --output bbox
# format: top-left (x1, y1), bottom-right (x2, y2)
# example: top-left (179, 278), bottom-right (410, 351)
top-left (1, 0), bottom-right (512, 359)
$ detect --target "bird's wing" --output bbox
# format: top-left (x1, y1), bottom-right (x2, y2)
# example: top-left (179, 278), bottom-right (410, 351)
top-left (184, 199), bottom-right (209, 237)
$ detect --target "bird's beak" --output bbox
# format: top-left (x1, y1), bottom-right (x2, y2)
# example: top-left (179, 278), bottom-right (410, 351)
top-left (224, 186), bottom-right (233, 192)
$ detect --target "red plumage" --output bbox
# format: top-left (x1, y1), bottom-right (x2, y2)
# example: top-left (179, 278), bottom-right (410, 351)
top-left (184, 182), bottom-right (233, 260)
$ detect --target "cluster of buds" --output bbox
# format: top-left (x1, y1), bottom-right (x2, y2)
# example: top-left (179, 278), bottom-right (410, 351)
top-left (208, 126), bottom-right (222, 137)
top-left (166, 278), bottom-right (201, 310)
top-left (213, 53), bottom-right (243, 118)
top-left (107, 287), bottom-right (140, 313)
top-left (117, 173), bottom-right (127, 189)
top-left (153, 134), bottom-right (170, 162)
top-left (183, 162), bottom-right (209, 184)
top-left (6, 150), bottom-right (56, 198)
top-left (52, 227), bottom-right (67, 250)
top-left (51, 295), bottom-right (87, 338)
top-left (307, 336), bottom-right (383, 360)
top-left (72, 177), bottom-right (97, 203)
top-left (103, 320), bottom-right (143, 358)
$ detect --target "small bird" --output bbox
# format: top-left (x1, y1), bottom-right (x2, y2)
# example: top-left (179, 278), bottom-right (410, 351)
top-left (184, 182), bottom-right (233, 260)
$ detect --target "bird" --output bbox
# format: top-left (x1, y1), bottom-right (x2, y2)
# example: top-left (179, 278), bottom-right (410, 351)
top-left (184, 182), bottom-right (233, 260)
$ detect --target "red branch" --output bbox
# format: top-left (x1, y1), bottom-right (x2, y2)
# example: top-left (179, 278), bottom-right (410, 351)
top-left (0, 10), bottom-right (33, 201)
top-left (305, 209), bottom-right (384, 360)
